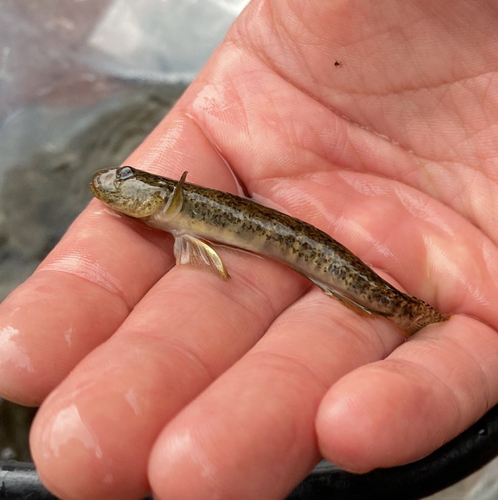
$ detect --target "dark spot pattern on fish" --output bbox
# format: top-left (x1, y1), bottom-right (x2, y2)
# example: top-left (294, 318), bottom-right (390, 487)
top-left (90, 167), bottom-right (448, 336)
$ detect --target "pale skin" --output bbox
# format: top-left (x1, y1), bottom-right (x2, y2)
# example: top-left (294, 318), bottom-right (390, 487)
top-left (1, 0), bottom-right (498, 498)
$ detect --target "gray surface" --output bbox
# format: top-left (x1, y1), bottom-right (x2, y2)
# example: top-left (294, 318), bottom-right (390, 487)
top-left (426, 458), bottom-right (498, 499)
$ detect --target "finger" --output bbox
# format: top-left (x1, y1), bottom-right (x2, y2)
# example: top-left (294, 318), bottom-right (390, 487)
top-left (0, 207), bottom-right (169, 405)
top-left (147, 289), bottom-right (402, 500)
top-left (0, 104), bottom-right (239, 405)
top-left (30, 247), bottom-right (308, 500)
top-left (316, 315), bottom-right (498, 472)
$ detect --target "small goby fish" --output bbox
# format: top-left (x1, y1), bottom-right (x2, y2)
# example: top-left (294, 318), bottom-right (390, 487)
top-left (90, 166), bottom-right (447, 336)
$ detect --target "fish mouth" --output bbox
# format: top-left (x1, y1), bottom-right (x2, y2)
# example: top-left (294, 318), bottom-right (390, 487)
top-left (90, 168), bottom-right (118, 200)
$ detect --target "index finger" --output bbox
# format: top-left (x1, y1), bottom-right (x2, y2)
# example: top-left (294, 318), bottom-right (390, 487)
top-left (0, 105), bottom-right (240, 405)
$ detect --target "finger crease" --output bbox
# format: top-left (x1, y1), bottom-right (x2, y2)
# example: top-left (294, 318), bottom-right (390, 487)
top-left (36, 267), bottom-right (131, 313)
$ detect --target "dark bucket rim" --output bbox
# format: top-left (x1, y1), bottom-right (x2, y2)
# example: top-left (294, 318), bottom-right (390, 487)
top-left (2, 403), bottom-right (498, 500)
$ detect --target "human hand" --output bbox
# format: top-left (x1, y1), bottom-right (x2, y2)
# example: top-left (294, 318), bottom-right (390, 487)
top-left (2, 1), bottom-right (498, 499)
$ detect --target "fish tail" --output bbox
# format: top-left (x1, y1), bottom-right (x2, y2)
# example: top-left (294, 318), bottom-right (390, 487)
top-left (390, 298), bottom-right (448, 337)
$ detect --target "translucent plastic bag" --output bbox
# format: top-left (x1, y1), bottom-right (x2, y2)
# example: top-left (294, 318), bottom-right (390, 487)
top-left (86, 0), bottom-right (250, 82)
top-left (0, 0), bottom-right (248, 300)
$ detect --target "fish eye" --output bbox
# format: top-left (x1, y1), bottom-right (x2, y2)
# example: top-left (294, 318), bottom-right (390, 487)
top-left (117, 166), bottom-right (135, 180)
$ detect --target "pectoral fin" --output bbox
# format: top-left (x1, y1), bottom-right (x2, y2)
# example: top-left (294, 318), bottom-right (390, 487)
top-left (164, 171), bottom-right (188, 218)
top-left (174, 234), bottom-right (230, 281)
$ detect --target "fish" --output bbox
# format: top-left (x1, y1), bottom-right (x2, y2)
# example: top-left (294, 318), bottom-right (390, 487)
top-left (90, 166), bottom-right (448, 336)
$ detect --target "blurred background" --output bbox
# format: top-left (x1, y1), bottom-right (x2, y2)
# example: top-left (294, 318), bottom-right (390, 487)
top-left (0, 1), bottom-right (497, 498)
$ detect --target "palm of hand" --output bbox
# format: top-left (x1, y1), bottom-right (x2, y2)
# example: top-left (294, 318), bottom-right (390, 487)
top-left (1, 1), bottom-right (498, 499)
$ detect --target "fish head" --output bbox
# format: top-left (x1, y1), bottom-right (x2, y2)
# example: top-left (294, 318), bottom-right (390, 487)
top-left (90, 166), bottom-right (170, 218)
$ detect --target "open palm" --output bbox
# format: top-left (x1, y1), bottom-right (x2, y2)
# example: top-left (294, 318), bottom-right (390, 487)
top-left (2, 1), bottom-right (498, 499)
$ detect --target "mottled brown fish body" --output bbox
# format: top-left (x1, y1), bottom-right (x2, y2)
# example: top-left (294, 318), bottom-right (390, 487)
top-left (91, 167), bottom-right (447, 336)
